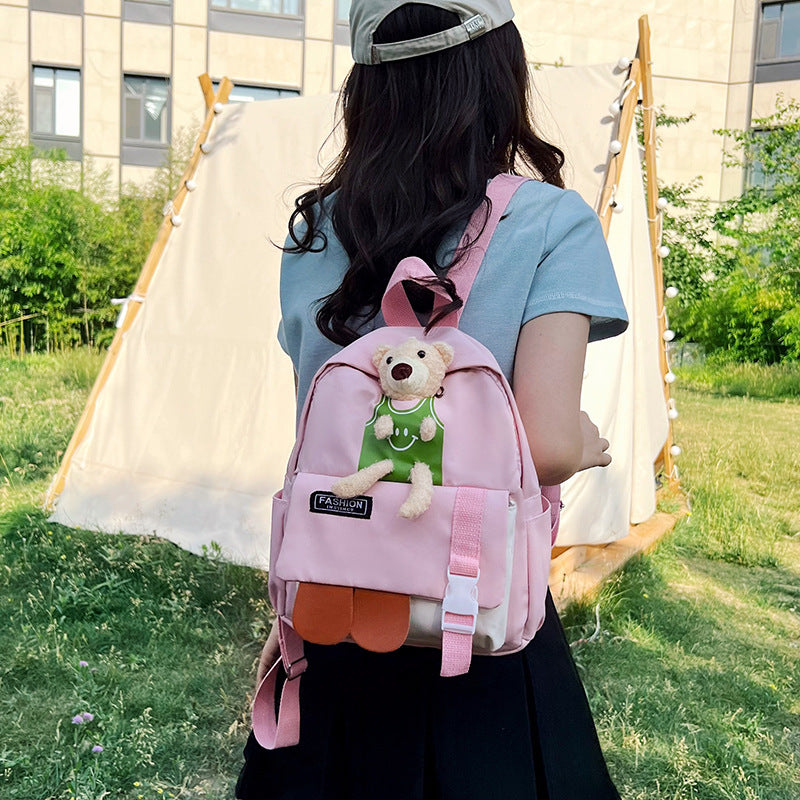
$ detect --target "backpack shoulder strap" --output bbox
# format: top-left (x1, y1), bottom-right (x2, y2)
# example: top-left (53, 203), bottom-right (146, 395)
top-left (382, 174), bottom-right (529, 328)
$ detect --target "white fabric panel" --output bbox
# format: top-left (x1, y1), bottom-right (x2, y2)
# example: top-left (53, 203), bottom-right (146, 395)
top-left (49, 65), bottom-right (668, 565)
top-left (50, 94), bottom-right (339, 567)
top-left (556, 134), bottom-right (669, 546)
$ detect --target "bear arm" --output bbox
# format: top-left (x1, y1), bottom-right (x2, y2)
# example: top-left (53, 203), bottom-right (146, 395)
top-left (419, 416), bottom-right (436, 442)
top-left (374, 414), bottom-right (394, 440)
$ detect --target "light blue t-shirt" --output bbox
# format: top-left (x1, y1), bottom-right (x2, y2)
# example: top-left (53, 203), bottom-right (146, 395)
top-left (278, 180), bottom-right (629, 421)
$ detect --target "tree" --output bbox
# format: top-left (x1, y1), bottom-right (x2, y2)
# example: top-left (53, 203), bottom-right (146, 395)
top-left (648, 97), bottom-right (800, 363)
top-left (0, 87), bottom-right (190, 352)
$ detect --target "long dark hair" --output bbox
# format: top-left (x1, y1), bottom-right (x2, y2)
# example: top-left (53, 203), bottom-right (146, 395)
top-left (285, 4), bottom-right (565, 345)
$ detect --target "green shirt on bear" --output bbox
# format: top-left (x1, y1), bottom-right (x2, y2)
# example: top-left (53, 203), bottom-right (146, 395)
top-left (358, 396), bottom-right (444, 484)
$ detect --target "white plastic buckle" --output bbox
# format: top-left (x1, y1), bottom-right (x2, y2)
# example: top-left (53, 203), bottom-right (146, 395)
top-left (441, 569), bottom-right (480, 635)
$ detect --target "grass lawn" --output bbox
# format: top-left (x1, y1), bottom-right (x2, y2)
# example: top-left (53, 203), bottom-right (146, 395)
top-left (1, 352), bottom-right (799, 799)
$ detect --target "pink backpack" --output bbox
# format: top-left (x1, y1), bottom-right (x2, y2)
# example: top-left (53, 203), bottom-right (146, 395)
top-left (253, 174), bottom-right (561, 748)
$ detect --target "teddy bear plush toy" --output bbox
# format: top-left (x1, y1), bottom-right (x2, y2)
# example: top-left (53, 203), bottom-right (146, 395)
top-left (292, 336), bottom-right (453, 653)
top-left (332, 336), bottom-right (453, 518)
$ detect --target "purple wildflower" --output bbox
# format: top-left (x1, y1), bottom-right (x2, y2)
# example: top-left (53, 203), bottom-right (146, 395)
top-left (91, 745), bottom-right (104, 754)
top-left (81, 712), bottom-right (94, 722)
top-left (71, 715), bottom-right (84, 725)
top-left (79, 660), bottom-right (89, 668)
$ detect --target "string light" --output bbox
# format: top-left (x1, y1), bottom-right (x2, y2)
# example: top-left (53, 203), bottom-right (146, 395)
top-left (617, 56), bottom-right (632, 70)
top-left (612, 200), bottom-right (624, 214)
top-left (668, 408), bottom-right (679, 420)
top-left (185, 179), bottom-right (197, 192)
top-left (609, 139), bottom-right (623, 155)
top-left (670, 444), bottom-right (682, 457)
top-left (658, 245), bottom-right (671, 258)
top-left (663, 329), bottom-right (675, 342)
top-left (657, 197), bottom-right (668, 210)
top-left (665, 286), bottom-right (679, 299)
top-left (200, 141), bottom-right (213, 154)
top-left (213, 102), bottom-right (224, 114)
top-left (609, 101), bottom-right (621, 117)
top-left (170, 214), bottom-right (183, 227)
top-left (664, 371), bottom-right (676, 384)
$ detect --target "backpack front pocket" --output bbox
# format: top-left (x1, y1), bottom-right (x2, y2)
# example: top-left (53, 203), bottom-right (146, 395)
top-left (274, 471), bottom-right (510, 609)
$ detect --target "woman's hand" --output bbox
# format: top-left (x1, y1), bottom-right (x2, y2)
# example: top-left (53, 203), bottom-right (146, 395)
top-left (577, 411), bottom-right (611, 472)
top-left (255, 619), bottom-right (281, 689)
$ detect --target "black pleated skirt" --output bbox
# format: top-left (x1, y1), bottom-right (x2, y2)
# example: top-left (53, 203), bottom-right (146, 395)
top-left (235, 589), bottom-right (621, 800)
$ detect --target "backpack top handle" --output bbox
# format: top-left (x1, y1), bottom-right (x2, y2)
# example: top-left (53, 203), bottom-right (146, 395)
top-left (381, 174), bottom-right (529, 329)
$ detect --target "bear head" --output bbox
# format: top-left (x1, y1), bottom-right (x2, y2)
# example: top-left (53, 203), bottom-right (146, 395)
top-left (372, 337), bottom-right (454, 401)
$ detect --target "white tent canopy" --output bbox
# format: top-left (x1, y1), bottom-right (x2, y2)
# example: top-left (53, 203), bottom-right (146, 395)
top-left (47, 63), bottom-right (668, 567)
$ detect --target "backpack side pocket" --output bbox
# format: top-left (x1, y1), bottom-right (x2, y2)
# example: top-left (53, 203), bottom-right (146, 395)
top-left (268, 490), bottom-right (289, 616)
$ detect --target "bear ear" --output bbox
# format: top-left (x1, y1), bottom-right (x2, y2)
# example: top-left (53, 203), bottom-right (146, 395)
top-left (372, 345), bottom-right (391, 369)
top-left (433, 342), bottom-right (454, 367)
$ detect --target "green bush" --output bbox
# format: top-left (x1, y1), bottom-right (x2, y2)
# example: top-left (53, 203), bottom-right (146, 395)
top-left (678, 271), bottom-right (798, 363)
top-left (0, 88), bottom-right (189, 354)
top-left (651, 98), bottom-right (800, 364)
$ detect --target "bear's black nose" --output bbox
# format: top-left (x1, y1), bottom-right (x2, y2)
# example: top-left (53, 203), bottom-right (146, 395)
top-left (391, 362), bottom-right (413, 381)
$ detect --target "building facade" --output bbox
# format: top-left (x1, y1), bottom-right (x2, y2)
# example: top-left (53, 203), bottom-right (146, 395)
top-left (0, 0), bottom-right (798, 200)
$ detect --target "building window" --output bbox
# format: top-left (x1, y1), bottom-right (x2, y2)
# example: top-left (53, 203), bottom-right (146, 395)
top-left (123, 75), bottom-right (169, 145)
top-left (759, 2), bottom-right (800, 61)
top-left (336, 0), bottom-right (350, 24)
top-left (32, 67), bottom-right (80, 139)
top-left (215, 82), bottom-right (300, 103)
top-left (744, 126), bottom-right (799, 191)
top-left (123, 0), bottom-right (172, 25)
top-left (210, 0), bottom-right (300, 15)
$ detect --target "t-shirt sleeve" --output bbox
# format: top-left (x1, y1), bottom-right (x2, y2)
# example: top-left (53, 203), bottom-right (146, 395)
top-left (277, 317), bottom-right (289, 356)
top-left (523, 189), bottom-right (629, 343)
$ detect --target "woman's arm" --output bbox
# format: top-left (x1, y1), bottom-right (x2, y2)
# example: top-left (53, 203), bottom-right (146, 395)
top-left (512, 312), bottom-right (611, 485)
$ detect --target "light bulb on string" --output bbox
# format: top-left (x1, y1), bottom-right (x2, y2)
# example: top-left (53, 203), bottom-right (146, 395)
top-left (213, 102), bottom-right (224, 114)
top-left (185, 179), bottom-right (197, 192)
top-left (611, 200), bottom-right (624, 214)
top-left (657, 197), bottom-right (668, 210)
top-left (200, 141), bottom-right (213, 154)
top-left (617, 57), bottom-right (631, 70)
top-left (609, 139), bottom-right (623, 155)
top-left (609, 101), bottom-right (621, 117)
top-left (668, 408), bottom-right (679, 420)
top-left (670, 444), bottom-right (682, 457)
top-left (170, 214), bottom-right (183, 227)
top-left (663, 329), bottom-right (675, 342)
top-left (665, 286), bottom-right (679, 299)
top-left (664, 371), bottom-right (676, 384)
top-left (658, 245), bottom-right (671, 258)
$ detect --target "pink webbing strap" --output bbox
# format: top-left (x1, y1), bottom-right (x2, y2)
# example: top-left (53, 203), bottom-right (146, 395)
top-left (440, 486), bottom-right (486, 677)
top-left (251, 618), bottom-right (307, 749)
top-left (541, 484), bottom-right (562, 546)
top-left (381, 174), bottom-right (529, 328)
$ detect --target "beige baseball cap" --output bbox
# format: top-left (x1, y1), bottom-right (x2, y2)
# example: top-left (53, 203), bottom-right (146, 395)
top-left (349, 0), bottom-right (515, 65)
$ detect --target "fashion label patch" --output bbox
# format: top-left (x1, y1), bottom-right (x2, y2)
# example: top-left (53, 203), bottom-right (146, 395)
top-left (309, 491), bottom-right (373, 519)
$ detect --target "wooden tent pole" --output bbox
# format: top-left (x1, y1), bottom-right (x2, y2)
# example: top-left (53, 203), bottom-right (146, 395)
top-left (637, 15), bottom-right (677, 485)
top-left (43, 75), bottom-right (234, 511)
top-left (598, 58), bottom-right (641, 237)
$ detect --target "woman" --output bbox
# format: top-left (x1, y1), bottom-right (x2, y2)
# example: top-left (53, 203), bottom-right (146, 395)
top-left (237, 2), bottom-right (628, 798)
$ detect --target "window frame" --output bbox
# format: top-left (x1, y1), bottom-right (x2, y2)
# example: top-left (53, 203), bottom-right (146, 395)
top-left (121, 74), bottom-right (171, 167)
top-left (742, 125), bottom-right (800, 193)
top-left (208, 0), bottom-right (303, 18)
top-left (335, 0), bottom-right (350, 24)
top-left (757, 1), bottom-right (800, 63)
top-left (30, 64), bottom-right (82, 161)
top-left (212, 80), bottom-right (301, 103)
top-left (122, 0), bottom-right (173, 25)
top-left (334, 0), bottom-right (350, 45)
